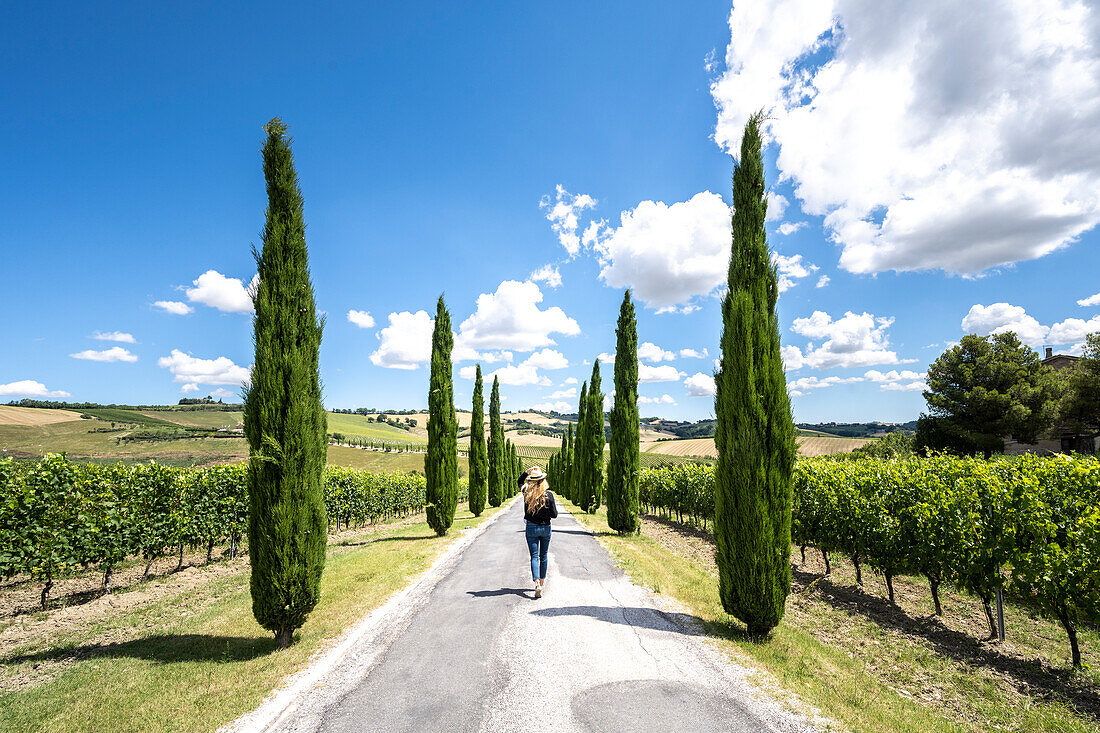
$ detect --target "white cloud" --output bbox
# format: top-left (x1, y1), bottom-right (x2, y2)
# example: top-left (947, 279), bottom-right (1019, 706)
top-left (563, 377), bottom-right (579, 385)
top-left (655, 304), bottom-right (702, 315)
top-left (457, 280), bottom-right (580, 352)
top-left (772, 253), bottom-right (817, 292)
top-left (638, 342), bottom-right (676, 362)
top-left (370, 311), bottom-right (433, 370)
top-left (548, 387), bottom-right (577, 399)
top-left (961, 303), bottom-right (1050, 345)
top-left (541, 185), bottom-right (597, 257)
top-left (594, 191), bottom-right (733, 310)
top-left (639, 394), bottom-right (677, 406)
top-left (69, 347), bottom-right (138, 363)
top-left (684, 372), bottom-right (717, 397)
top-left (766, 192), bottom-right (789, 222)
top-left (780, 344), bottom-right (805, 371)
top-left (347, 310), bottom-right (376, 329)
top-left (529, 265), bottom-right (563, 289)
top-left (639, 364), bottom-right (684, 383)
top-left (880, 381), bottom-right (928, 392)
top-left (597, 352), bottom-right (616, 365)
top-left (789, 311), bottom-right (904, 369)
top-left (523, 349), bottom-right (569, 370)
top-left (1048, 316), bottom-right (1100, 345)
top-left (1078, 292), bottom-right (1100, 307)
top-left (712, 0), bottom-right (1100, 275)
top-left (153, 300), bottom-right (193, 315)
top-left (816, 275), bottom-right (830, 288)
top-left (863, 369), bottom-right (924, 383)
top-left (158, 350), bottom-right (250, 390)
top-left (787, 375), bottom-right (860, 392)
top-left (679, 348), bottom-right (709, 359)
top-left (209, 387), bottom-right (238, 400)
top-left (531, 401), bottom-right (573, 413)
top-left (479, 363), bottom-right (551, 387)
top-left (185, 270), bottom-right (257, 313)
top-left (0, 380), bottom-right (71, 398)
top-left (778, 221), bottom-right (807, 236)
top-left (92, 331), bottom-right (136, 344)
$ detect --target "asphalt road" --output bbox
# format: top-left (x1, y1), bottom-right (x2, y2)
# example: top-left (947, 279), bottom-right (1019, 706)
top-left (272, 499), bottom-right (809, 733)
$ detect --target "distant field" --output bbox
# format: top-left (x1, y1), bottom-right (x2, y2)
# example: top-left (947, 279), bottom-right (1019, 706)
top-left (324, 444), bottom-right (472, 477)
top-left (79, 408), bottom-right (180, 427)
top-left (326, 412), bottom-right (427, 442)
top-left (645, 435), bottom-right (872, 458)
top-left (0, 406), bottom-right (82, 426)
top-left (144, 409), bottom-right (243, 429)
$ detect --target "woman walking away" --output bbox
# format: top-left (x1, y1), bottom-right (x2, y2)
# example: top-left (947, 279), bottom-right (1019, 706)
top-left (521, 466), bottom-right (557, 598)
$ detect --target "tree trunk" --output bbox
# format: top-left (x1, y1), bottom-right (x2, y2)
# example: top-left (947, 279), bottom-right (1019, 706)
top-left (885, 573), bottom-right (895, 604)
top-left (143, 553), bottom-right (157, 578)
top-left (929, 578), bottom-right (943, 616)
top-left (41, 578), bottom-right (53, 610)
top-left (275, 628), bottom-right (293, 648)
top-left (104, 566), bottom-right (113, 594)
top-left (800, 545), bottom-right (806, 564)
top-left (1057, 607), bottom-right (1081, 668)
top-left (229, 533), bottom-right (238, 559)
top-left (206, 539), bottom-right (215, 563)
top-left (176, 543), bottom-right (185, 572)
top-left (851, 554), bottom-right (862, 586)
top-left (822, 550), bottom-right (831, 575)
top-left (981, 596), bottom-right (997, 639)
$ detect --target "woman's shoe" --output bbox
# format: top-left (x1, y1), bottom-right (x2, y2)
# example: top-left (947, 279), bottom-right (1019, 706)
top-left (534, 584), bottom-right (543, 599)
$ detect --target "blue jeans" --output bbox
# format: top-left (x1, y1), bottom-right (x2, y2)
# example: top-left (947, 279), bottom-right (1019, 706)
top-left (525, 521), bottom-right (551, 581)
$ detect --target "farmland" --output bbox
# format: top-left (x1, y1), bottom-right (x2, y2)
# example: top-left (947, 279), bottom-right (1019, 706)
top-left (644, 434), bottom-right (872, 459)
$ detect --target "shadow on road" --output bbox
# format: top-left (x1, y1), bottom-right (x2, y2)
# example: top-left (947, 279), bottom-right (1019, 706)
top-left (466, 588), bottom-right (531, 599)
top-left (530, 605), bottom-right (706, 636)
top-left (2, 634), bottom-right (278, 666)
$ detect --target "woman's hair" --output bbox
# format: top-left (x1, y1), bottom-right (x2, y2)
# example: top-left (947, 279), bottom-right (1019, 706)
top-left (524, 476), bottom-right (549, 513)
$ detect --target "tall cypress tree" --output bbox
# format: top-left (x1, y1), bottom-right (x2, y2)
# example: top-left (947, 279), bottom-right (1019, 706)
top-left (426, 296), bottom-right (458, 536)
top-left (487, 376), bottom-right (504, 507)
top-left (244, 118), bottom-right (327, 649)
top-left (607, 291), bottom-right (640, 534)
top-left (579, 360), bottom-right (604, 513)
top-left (573, 381), bottom-right (588, 506)
top-left (714, 112), bottom-right (797, 636)
top-left (468, 365), bottom-right (488, 516)
top-left (563, 422), bottom-right (574, 502)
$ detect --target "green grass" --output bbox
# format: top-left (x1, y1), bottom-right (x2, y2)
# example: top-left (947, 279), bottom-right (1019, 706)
top-left (144, 409), bottom-right (243, 429)
top-left (326, 412), bottom-right (424, 442)
top-left (0, 504), bottom-right (502, 732)
top-left (562, 498), bottom-right (1099, 733)
top-left (325, 444), bottom-right (470, 478)
top-left (78, 408), bottom-right (181, 427)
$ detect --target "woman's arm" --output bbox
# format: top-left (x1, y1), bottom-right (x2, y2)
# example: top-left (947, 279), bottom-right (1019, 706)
top-left (548, 492), bottom-right (558, 519)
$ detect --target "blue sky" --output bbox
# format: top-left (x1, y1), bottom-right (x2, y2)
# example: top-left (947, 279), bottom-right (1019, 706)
top-left (3, 1), bottom-right (1099, 423)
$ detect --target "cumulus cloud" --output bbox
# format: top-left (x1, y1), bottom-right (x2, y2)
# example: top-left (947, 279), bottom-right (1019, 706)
top-left (185, 271), bottom-right (257, 313)
top-left (787, 311), bottom-right (904, 369)
top-left (457, 280), bottom-right (580, 351)
top-left (531, 401), bottom-right (572, 413)
top-left (961, 303), bottom-right (1050, 345)
top-left (541, 185), bottom-right (597, 257)
top-left (70, 347), bottom-right (138, 363)
top-left (816, 275), bottom-right (830, 288)
top-left (712, 0), bottom-right (1100, 275)
top-left (476, 363), bottom-right (551, 387)
top-left (639, 364), bottom-right (684, 383)
top-left (637, 342), bottom-right (676, 362)
top-left (370, 311), bottom-right (434, 370)
top-left (158, 350), bottom-right (250, 392)
top-left (1078, 292), bottom-right (1100, 307)
top-left (529, 265), bottom-right (563, 289)
top-left (780, 344), bottom-right (805, 371)
top-left (547, 387), bottom-right (577, 399)
top-left (679, 348), bottom-right (709, 359)
top-left (563, 377), bottom-right (579, 385)
top-left (684, 372), bottom-right (717, 397)
top-left (773, 253), bottom-right (818, 292)
top-left (153, 300), bottom-right (193, 315)
top-left (788, 369), bottom-right (928, 395)
top-left (524, 349), bottom-right (569, 370)
top-left (638, 394), bottom-right (677, 405)
top-left (1049, 316), bottom-right (1100, 345)
top-left (778, 221), bottom-right (807, 236)
top-left (0, 380), bottom-right (71, 398)
top-left (593, 191), bottom-right (733, 310)
top-left (347, 310), bottom-right (376, 329)
top-left (92, 331), bottom-right (136, 343)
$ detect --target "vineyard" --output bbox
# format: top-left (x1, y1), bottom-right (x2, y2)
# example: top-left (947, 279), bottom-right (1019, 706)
top-left (638, 454), bottom-right (1100, 668)
top-left (644, 435), bottom-right (872, 459)
top-left (0, 455), bottom-right (444, 609)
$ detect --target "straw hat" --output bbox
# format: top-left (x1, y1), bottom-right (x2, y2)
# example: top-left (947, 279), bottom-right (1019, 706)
top-left (525, 466), bottom-right (546, 481)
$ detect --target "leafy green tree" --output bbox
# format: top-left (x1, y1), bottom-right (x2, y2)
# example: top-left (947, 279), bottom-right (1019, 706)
top-left (916, 333), bottom-right (1059, 457)
top-left (487, 376), bottom-right (505, 507)
top-left (468, 365), bottom-right (489, 516)
top-left (426, 296), bottom-right (458, 535)
top-left (607, 291), bottom-right (640, 534)
top-left (1057, 333), bottom-right (1100, 450)
top-left (713, 112), bottom-right (797, 637)
top-left (243, 118), bottom-right (328, 649)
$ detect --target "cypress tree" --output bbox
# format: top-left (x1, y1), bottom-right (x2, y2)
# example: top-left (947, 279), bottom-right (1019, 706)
top-left (487, 376), bottom-right (504, 507)
top-left (468, 365), bottom-right (488, 516)
top-left (244, 118), bottom-right (327, 649)
top-left (426, 295), bottom-right (458, 536)
top-left (573, 381), bottom-right (588, 506)
top-left (563, 422), bottom-right (574, 502)
top-left (607, 291), bottom-right (640, 534)
top-left (578, 361), bottom-right (604, 513)
top-left (714, 112), bottom-right (797, 637)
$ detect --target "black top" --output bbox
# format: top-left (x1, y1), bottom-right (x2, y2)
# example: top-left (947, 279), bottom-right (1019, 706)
top-left (523, 490), bottom-right (558, 526)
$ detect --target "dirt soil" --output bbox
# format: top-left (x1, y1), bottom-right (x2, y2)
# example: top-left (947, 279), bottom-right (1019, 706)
top-left (0, 512), bottom-right (426, 690)
top-left (639, 513), bottom-right (1100, 729)
top-left (0, 406), bottom-right (82, 426)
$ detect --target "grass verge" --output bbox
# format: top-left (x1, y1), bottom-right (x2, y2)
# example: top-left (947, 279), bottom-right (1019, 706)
top-left (0, 503), bottom-right (501, 732)
top-left (561, 497), bottom-right (1099, 733)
